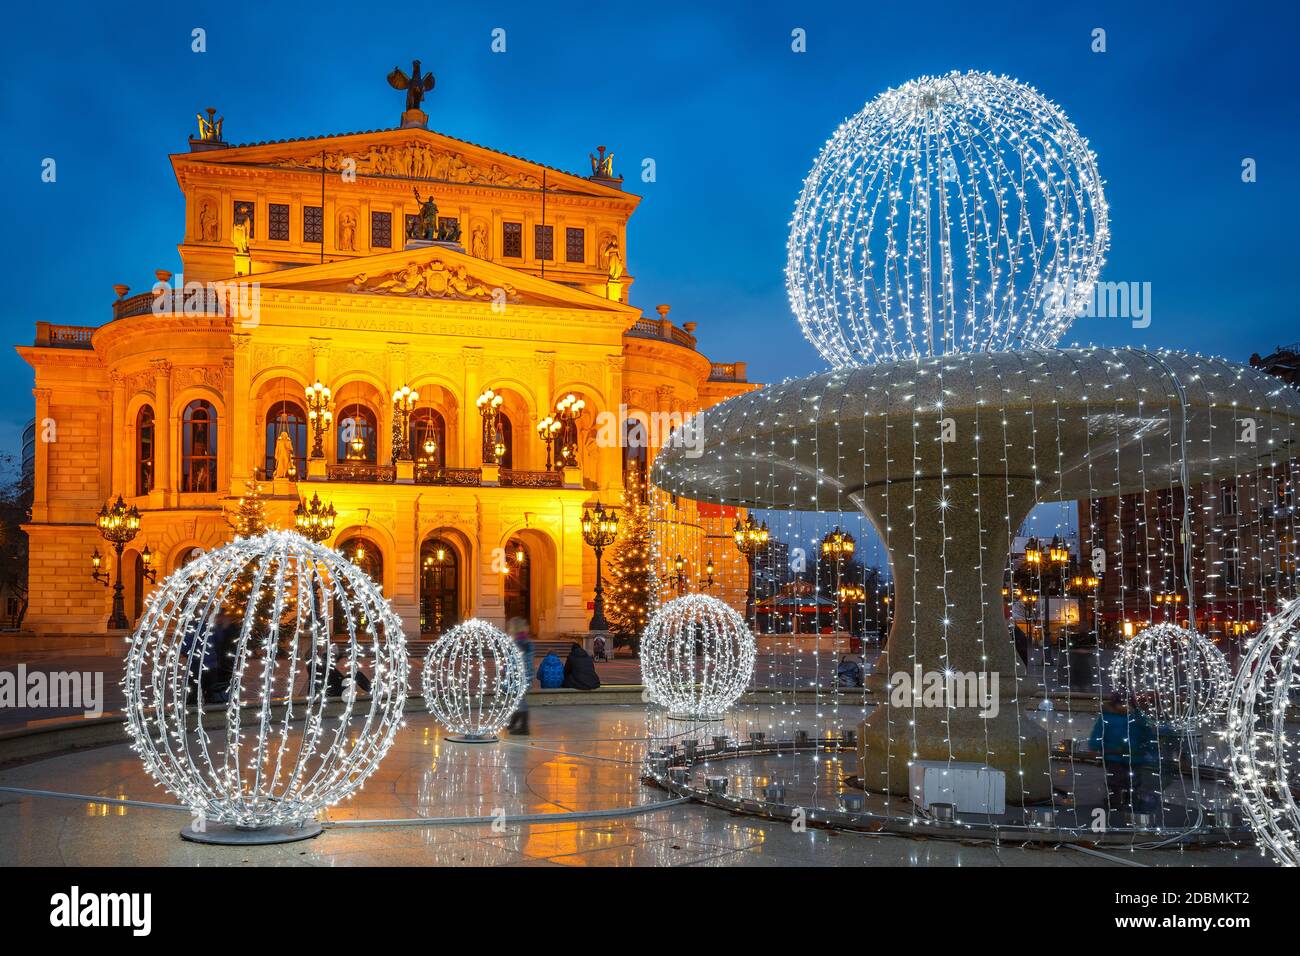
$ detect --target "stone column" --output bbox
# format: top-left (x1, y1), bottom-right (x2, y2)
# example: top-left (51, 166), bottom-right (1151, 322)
top-left (462, 347), bottom-right (483, 467)
top-left (110, 373), bottom-right (126, 495)
top-left (852, 474), bottom-right (1050, 802)
top-left (31, 388), bottom-right (50, 522)
top-left (150, 360), bottom-right (172, 504)
top-left (230, 335), bottom-right (252, 486)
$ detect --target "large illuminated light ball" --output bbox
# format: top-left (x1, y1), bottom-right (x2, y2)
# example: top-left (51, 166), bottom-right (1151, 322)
top-left (1228, 599), bottom-right (1300, 865)
top-left (787, 70), bottom-right (1109, 368)
top-left (421, 619), bottom-right (526, 742)
top-left (641, 594), bottom-right (756, 719)
top-left (1108, 622), bottom-right (1232, 731)
top-left (123, 530), bottom-right (409, 840)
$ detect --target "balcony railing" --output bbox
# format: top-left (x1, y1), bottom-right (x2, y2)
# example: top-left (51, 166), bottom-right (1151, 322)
top-left (708, 362), bottom-right (748, 383)
top-left (34, 322), bottom-right (95, 349)
top-left (415, 467), bottom-right (483, 486)
top-left (500, 468), bottom-right (563, 488)
top-left (327, 462), bottom-right (396, 483)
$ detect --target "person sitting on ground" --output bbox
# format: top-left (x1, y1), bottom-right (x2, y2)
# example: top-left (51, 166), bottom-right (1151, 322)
top-left (562, 641), bottom-right (601, 690)
top-left (835, 653), bottom-right (865, 688)
top-left (312, 645), bottom-right (372, 699)
top-left (537, 651), bottom-right (565, 689)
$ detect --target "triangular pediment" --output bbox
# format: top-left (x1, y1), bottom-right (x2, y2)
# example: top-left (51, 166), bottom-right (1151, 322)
top-left (173, 126), bottom-right (631, 200)
top-left (252, 243), bottom-right (638, 314)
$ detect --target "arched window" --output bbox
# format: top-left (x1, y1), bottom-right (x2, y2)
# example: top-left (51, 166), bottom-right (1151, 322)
top-left (337, 405), bottom-right (378, 463)
top-left (181, 400), bottom-right (218, 493)
top-left (622, 417), bottom-right (648, 485)
top-left (410, 408), bottom-right (446, 469)
top-left (136, 405), bottom-right (155, 495)
top-left (265, 400), bottom-right (307, 480)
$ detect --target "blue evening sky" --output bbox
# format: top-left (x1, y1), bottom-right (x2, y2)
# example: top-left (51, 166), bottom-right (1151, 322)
top-left (1, 0), bottom-right (1296, 466)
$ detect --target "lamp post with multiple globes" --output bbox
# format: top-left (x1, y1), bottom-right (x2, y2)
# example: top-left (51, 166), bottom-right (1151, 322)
top-left (581, 501), bottom-right (619, 631)
top-left (391, 385), bottom-right (419, 462)
top-left (294, 492), bottom-right (337, 544)
top-left (554, 393), bottom-right (585, 468)
top-left (536, 415), bottom-right (562, 470)
top-left (476, 387), bottom-right (505, 465)
top-left (733, 514), bottom-right (769, 629)
top-left (93, 495), bottom-right (153, 630)
top-left (305, 381), bottom-right (333, 460)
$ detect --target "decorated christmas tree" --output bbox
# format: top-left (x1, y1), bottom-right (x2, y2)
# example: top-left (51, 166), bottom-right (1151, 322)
top-left (228, 475), bottom-right (272, 538)
top-left (603, 471), bottom-right (659, 643)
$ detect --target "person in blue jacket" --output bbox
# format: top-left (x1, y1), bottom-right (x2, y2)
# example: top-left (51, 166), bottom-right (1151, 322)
top-left (1089, 692), bottom-right (1160, 812)
top-left (537, 651), bottom-right (565, 689)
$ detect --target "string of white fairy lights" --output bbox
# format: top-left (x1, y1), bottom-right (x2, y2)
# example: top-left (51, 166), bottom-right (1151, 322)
top-left (123, 530), bottom-right (408, 830)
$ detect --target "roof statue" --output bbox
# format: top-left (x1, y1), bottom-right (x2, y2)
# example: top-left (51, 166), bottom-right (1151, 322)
top-left (388, 59), bottom-right (436, 113)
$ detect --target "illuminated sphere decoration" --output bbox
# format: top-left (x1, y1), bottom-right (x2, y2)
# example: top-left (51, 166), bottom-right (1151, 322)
top-left (787, 70), bottom-right (1109, 368)
top-left (641, 594), bottom-right (756, 719)
top-left (1107, 622), bottom-right (1232, 732)
top-left (1227, 598), bottom-right (1300, 865)
top-left (123, 530), bottom-right (409, 844)
top-left (420, 619), bottom-right (527, 742)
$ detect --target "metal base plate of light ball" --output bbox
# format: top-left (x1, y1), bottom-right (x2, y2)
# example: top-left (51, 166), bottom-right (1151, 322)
top-left (180, 821), bottom-right (324, 845)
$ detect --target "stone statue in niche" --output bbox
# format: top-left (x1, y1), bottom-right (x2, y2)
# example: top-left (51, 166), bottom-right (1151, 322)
top-left (338, 210), bottom-right (357, 251)
top-left (601, 235), bottom-right (624, 280)
top-left (470, 222), bottom-right (488, 258)
top-left (274, 430), bottom-right (296, 478)
top-left (198, 200), bottom-right (218, 242)
top-left (231, 215), bottom-right (251, 256)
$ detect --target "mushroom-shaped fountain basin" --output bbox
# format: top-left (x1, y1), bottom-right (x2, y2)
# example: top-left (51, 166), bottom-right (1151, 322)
top-left (653, 347), bottom-right (1300, 801)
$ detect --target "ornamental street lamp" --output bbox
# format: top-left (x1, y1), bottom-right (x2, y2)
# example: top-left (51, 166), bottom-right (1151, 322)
top-left (305, 381), bottom-right (333, 460)
top-left (821, 526), bottom-right (856, 562)
top-left (701, 557), bottom-right (715, 591)
top-left (581, 501), bottom-right (619, 631)
top-left (733, 514), bottom-right (769, 628)
top-left (476, 387), bottom-right (505, 465)
top-left (536, 415), bottom-right (562, 470)
top-left (294, 492), bottom-right (336, 543)
top-left (554, 393), bottom-right (586, 469)
top-left (95, 495), bottom-right (143, 630)
top-left (672, 554), bottom-right (687, 594)
top-left (391, 385), bottom-right (419, 462)
top-left (821, 526), bottom-right (856, 613)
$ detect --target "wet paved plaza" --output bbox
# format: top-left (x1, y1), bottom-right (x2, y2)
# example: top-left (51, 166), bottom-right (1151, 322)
top-left (0, 704), bottom-right (1274, 867)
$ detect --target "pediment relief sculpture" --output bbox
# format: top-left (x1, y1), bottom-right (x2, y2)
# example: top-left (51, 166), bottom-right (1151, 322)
top-left (346, 260), bottom-right (519, 303)
top-left (264, 141), bottom-right (555, 190)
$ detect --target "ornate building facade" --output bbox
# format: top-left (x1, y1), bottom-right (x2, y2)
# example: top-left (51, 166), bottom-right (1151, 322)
top-left (18, 97), bottom-right (756, 636)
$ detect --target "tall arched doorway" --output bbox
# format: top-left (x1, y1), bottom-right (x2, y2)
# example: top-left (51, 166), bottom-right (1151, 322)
top-left (502, 537), bottom-right (531, 626)
top-left (335, 535), bottom-right (383, 632)
top-left (420, 538), bottom-right (459, 635)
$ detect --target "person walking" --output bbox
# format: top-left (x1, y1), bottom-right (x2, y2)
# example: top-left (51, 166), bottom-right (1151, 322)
top-left (505, 617), bottom-right (533, 735)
